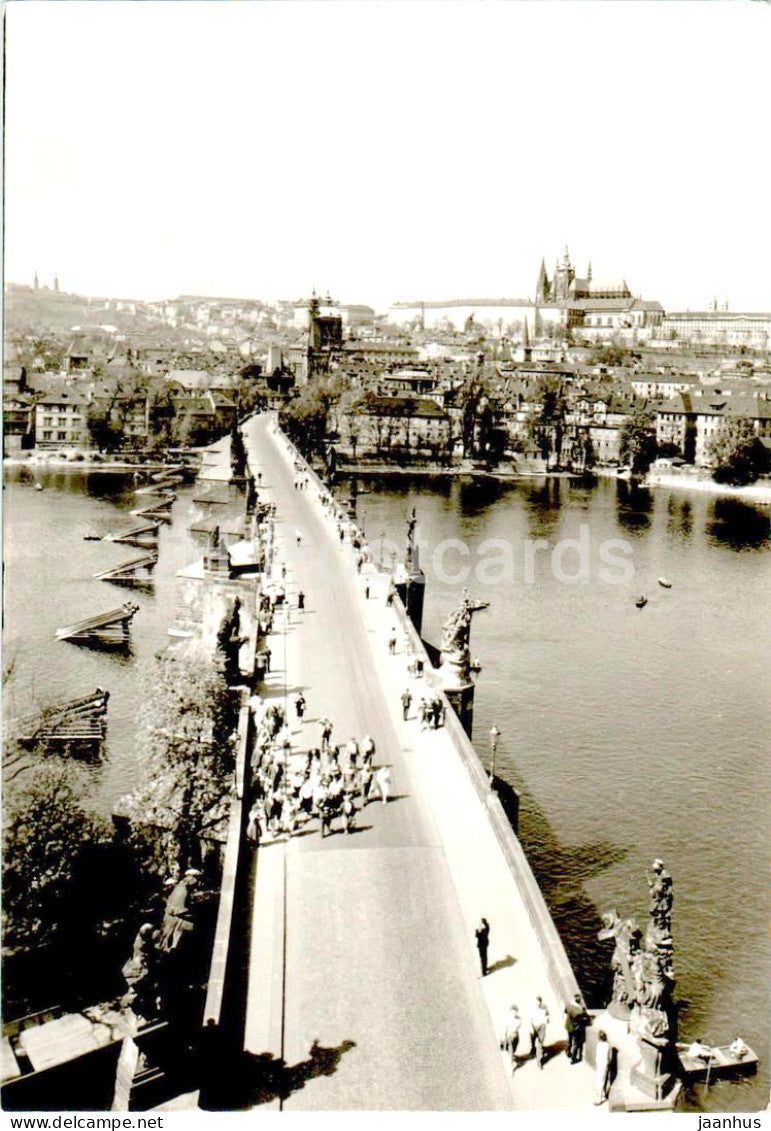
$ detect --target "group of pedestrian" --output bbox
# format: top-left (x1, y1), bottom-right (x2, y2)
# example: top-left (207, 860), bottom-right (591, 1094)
top-left (498, 998), bottom-right (550, 1071)
top-left (417, 695), bottom-right (445, 730)
top-left (247, 696), bottom-right (395, 846)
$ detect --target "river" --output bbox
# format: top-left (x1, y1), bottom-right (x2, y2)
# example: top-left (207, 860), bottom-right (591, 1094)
top-left (3, 466), bottom-right (769, 1111)
top-left (352, 472), bottom-right (770, 1113)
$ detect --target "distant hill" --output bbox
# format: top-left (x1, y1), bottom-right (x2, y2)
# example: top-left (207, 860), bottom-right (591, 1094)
top-left (4, 286), bottom-right (160, 337)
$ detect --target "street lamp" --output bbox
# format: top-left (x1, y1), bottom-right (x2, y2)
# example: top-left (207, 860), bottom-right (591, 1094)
top-left (379, 530), bottom-right (385, 568)
top-left (489, 724), bottom-right (501, 785)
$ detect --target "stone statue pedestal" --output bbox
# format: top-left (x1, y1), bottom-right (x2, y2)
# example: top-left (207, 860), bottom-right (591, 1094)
top-left (395, 567), bottom-right (426, 635)
top-left (586, 1010), bottom-right (681, 1111)
top-left (630, 1037), bottom-right (678, 1101)
top-left (607, 1000), bottom-right (633, 1022)
top-left (438, 652), bottom-right (475, 737)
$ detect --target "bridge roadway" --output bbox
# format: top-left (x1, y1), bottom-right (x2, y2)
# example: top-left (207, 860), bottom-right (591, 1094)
top-left (241, 415), bottom-right (596, 1111)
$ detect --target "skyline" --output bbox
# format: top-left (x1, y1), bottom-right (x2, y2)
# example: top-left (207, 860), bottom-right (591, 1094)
top-left (5, 2), bottom-right (771, 313)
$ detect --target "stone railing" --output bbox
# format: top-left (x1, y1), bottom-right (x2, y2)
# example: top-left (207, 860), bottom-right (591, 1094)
top-left (390, 590), bottom-right (581, 1007)
top-left (202, 693), bottom-right (253, 1040)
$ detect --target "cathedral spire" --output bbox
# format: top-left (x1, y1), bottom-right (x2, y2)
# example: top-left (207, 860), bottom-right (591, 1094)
top-left (536, 257), bottom-right (548, 302)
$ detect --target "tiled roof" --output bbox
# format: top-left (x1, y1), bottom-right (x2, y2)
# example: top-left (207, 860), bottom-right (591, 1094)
top-left (350, 393), bottom-right (448, 419)
top-left (37, 390), bottom-right (89, 406)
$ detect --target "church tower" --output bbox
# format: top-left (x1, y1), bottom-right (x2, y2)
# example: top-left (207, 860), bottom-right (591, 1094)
top-left (552, 247), bottom-right (575, 303)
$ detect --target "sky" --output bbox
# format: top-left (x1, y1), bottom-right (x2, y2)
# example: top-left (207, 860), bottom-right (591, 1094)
top-left (4, 1), bottom-right (771, 313)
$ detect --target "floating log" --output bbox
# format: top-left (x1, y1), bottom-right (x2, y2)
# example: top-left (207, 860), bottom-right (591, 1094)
top-left (105, 521), bottom-right (160, 547)
top-left (192, 485), bottom-right (232, 506)
top-left (151, 465), bottom-right (182, 480)
top-left (56, 603), bottom-right (139, 646)
top-left (135, 482), bottom-right (178, 497)
top-left (12, 689), bottom-right (110, 758)
top-left (132, 495), bottom-right (176, 521)
top-left (131, 505), bottom-right (173, 523)
top-left (93, 553), bottom-right (157, 586)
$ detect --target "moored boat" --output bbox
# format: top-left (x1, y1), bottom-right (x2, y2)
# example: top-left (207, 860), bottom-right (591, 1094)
top-left (677, 1041), bottom-right (758, 1081)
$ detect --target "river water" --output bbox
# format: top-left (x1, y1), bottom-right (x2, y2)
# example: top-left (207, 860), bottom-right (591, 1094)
top-left (353, 473), bottom-right (770, 1113)
top-left (3, 467), bottom-right (769, 1111)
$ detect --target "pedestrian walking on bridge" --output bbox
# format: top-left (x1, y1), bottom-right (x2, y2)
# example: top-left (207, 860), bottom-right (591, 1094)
top-left (500, 1005), bottom-right (522, 1073)
top-left (297, 590), bottom-right (305, 610)
top-left (401, 688), bottom-right (412, 720)
top-left (529, 997), bottom-right (550, 1068)
top-left (361, 734), bottom-right (375, 766)
top-left (475, 918), bottom-right (490, 977)
top-left (388, 629), bottom-right (397, 655)
top-left (320, 718), bottom-right (333, 752)
top-left (594, 1030), bottom-right (613, 1105)
top-left (564, 993), bottom-right (590, 1064)
top-left (375, 765), bottom-right (391, 805)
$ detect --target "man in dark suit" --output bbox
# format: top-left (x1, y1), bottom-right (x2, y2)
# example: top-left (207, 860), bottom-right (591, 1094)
top-left (475, 918), bottom-right (490, 976)
top-left (564, 993), bottom-right (590, 1063)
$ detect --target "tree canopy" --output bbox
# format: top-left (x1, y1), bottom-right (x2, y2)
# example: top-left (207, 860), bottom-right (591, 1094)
top-left (619, 402), bottom-right (658, 476)
top-left (3, 759), bottom-right (113, 951)
top-left (708, 419), bottom-right (768, 486)
top-left (120, 654), bottom-right (236, 873)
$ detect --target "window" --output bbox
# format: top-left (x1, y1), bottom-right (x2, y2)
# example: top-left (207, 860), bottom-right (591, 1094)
top-left (44, 416), bottom-right (53, 426)
top-left (57, 431), bottom-right (66, 440)
top-left (43, 431), bottom-right (52, 440)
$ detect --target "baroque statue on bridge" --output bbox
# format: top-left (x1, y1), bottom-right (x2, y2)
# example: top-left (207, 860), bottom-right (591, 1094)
top-left (600, 860), bottom-right (678, 1099)
top-left (438, 588), bottom-right (489, 686)
top-left (440, 588), bottom-right (489, 656)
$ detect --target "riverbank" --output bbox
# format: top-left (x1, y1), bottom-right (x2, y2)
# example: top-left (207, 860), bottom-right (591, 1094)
top-left (4, 453), bottom-right (194, 473)
top-left (593, 466), bottom-right (771, 503)
top-left (343, 458), bottom-right (771, 502)
top-left (645, 470), bottom-right (771, 503)
top-left (336, 460), bottom-right (578, 481)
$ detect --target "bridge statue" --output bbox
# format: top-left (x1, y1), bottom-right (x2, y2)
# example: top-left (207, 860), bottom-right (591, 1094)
top-left (121, 922), bottom-right (161, 1020)
top-left (600, 860), bottom-right (678, 1101)
top-left (406, 507), bottom-right (417, 570)
top-left (597, 910), bottom-right (642, 1018)
top-left (439, 588), bottom-right (489, 687)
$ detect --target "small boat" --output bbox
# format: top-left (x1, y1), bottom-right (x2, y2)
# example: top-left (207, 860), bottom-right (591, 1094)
top-left (83, 534), bottom-right (102, 542)
top-left (658, 577), bottom-right (673, 589)
top-left (35, 483), bottom-right (44, 492)
top-left (677, 1041), bottom-right (758, 1081)
top-left (635, 596), bottom-right (648, 609)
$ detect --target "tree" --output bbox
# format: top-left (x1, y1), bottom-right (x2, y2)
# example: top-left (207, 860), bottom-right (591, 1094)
top-left (619, 402), bottom-right (658, 476)
top-left (86, 402), bottom-right (123, 452)
top-left (3, 759), bottom-right (113, 951)
top-left (589, 343), bottom-right (633, 368)
top-left (526, 376), bottom-right (568, 466)
top-left (708, 419), bottom-right (768, 486)
top-left (121, 654), bottom-right (236, 872)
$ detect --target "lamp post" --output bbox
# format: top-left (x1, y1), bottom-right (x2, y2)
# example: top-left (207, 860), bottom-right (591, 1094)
top-left (380, 530), bottom-right (385, 568)
top-left (489, 724), bottom-right (501, 785)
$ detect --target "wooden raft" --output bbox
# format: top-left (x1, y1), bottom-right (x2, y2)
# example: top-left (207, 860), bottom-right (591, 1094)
top-left (56, 602), bottom-right (140, 646)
